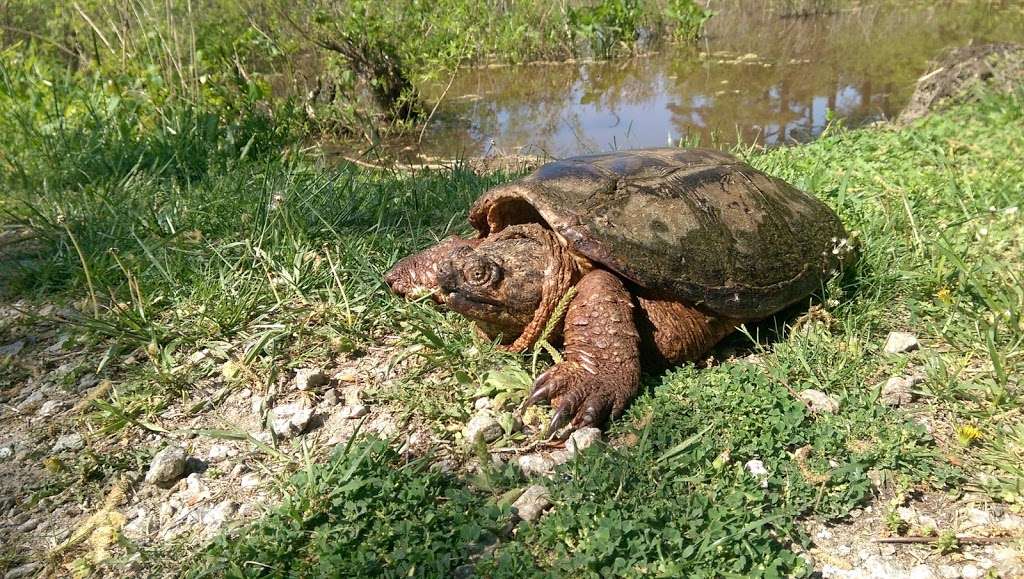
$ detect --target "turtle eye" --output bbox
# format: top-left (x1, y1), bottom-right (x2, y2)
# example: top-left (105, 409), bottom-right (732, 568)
top-left (463, 257), bottom-right (500, 287)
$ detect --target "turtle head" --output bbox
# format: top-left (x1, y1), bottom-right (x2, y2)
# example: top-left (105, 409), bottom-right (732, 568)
top-left (437, 224), bottom-right (577, 347)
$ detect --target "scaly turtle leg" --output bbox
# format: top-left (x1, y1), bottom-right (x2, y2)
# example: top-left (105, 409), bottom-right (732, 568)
top-left (525, 269), bottom-right (641, 430)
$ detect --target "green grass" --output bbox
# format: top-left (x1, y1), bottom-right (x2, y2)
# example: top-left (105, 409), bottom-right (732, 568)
top-left (2, 23), bottom-right (1023, 576)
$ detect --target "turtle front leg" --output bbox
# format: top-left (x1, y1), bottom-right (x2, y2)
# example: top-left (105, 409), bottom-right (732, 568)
top-left (525, 269), bottom-right (641, 430)
top-left (385, 236), bottom-right (481, 302)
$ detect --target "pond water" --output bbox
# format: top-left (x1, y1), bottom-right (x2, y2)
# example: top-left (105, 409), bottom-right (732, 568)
top-left (410, 1), bottom-right (1024, 160)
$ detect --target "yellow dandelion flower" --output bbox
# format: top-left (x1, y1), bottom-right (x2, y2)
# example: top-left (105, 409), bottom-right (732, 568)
top-left (935, 287), bottom-right (952, 306)
top-left (956, 425), bottom-right (981, 446)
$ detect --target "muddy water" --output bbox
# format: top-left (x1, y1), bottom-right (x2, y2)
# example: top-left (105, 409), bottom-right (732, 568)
top-left (415, 2), bottom-right (1024, 159)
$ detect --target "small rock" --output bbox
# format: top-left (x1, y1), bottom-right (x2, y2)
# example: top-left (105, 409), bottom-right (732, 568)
top-left (207, 443), bottom-right (235, 464)
top-left (966, 507), bottom-right (992, 527)
top-left (0, 446), bottom-right (12, 460)
top-left (862, 554), bottom-right (903, 578)
top-left (16, 518), bottom-right (39, 532)
top-left (145, 445), bottom-right (189, 486)
top-left (15, 389), bottom-right (43, 411)
top-left (799, 389), bottom-right (839, 414)
top-left (240, 473), bottom-right (261, 489)
top-left (917, 514), bottom-right (939, 532)
top-left (0, 340), bottom-right (25, 357)
top-left (158, 501), bottom-right (177, 522)
top-left (884, 331), bottom-right (920, 354)
top-left (512, 484), bottom-right (551, 522)
top-left (3, 562), bottom-right (42, 579)
top-left (334, 368), bottom-right (358, 382)
top-left (51, 432), bottom-right (85, 454)
top-left (474, 397), bottom-right (492, 411)
top-left (961, 564), bottom-right (983, 579)
top-left (937, 565), bottom-right (960, 579)
top-left (518, 454), bottom-right (556, 477)
top-left (897, 506), bottom-right (918, 525)
top-left (38, 399), bottom-right (66, 416)
top-left (881, 376), bottom-right (918, 406)
top-left (465, 412), bottom-right (503, 444)
top-left (744, 459), bottom-right (770, 487)
top-left (338, 404), bottom-right (368, 420)
top-left (566, 427), bottom-right (602, 457)
top-left (909, 564), bottom-right (938, 579)
top-left (997, 513), bottom-right (1024, 532)
top-left (322, 388), bottom-right (339, 407)
top-left (76, 373), bottom-right (100, 392)
top-left (270, 403), bottom-right (313, 439)
top-left (177, 473), bottom-right (209, 505)
top-left (202, 500), bottom-right (239, 531)
top-left (293, 368), bottom-right (329, 391)
top-left (123, 508), bottom-right (156, 540)
top-left (867, 468), bottom-right (885, 488)
top-left (548, 449), bottom-right (571, 466)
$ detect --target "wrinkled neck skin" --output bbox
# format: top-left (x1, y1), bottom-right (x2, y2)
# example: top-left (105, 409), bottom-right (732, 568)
top-left (499, 228), bottom-right (581, 352)
top-left (439, 224), bottom-right (581, 352)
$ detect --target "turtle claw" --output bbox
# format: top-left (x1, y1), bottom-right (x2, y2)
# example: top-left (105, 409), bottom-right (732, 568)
top-left (522, 384), bottom-right (551, 411)
top-left (545, 406), bottom-right (570, 437)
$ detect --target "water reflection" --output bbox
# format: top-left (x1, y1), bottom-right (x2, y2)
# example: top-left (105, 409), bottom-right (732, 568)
top-left (416, 1), bottom-right (1024, 158)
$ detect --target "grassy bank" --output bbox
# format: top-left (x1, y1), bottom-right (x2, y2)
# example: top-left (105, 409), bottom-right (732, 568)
top-left (2, 0), bottom-right (710, 140)
top-left (2, 15), bottom-right (1023, 571)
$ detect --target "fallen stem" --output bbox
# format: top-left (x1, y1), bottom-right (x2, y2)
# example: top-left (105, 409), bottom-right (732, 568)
top-left (875, 536), bottom-right (1014, 545)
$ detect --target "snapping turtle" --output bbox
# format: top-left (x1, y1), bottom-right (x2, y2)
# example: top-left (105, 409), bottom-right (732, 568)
top-left (386, 148), bottom-right (851, 430)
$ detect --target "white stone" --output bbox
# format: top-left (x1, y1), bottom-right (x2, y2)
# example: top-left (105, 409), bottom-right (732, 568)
top-left (37, 400), bottom-right (66, 416)
top-left (512, 484), bottom-right (551, 522)
top-left (961, 564), bottom-right (983, 579)
top-left (338, 404), bottom-right (369, 419)
top-left (15, 390), bottom-right (43, 411)
top-left (997, 513), bottom-right (1024, 531)
top-left (123, 508), bottom-right (156, 540)
top-left (518, 454), bottom-right (556, 477)
top-left (474, 397), bottom-right (492, 411)
top-left (884, 331), bottom-right (920, 354)
top-left (799, 389), bottom-right (839, 414)
top-left (909, 564), bottom-right (938, 579)
top-left (145, 445), bottom-right (189, 486)
top-left (745, 459), bottom-right (770, 487)
top-left (566, 427), bottom-right (602, 457)
top-left (52, 433), bottom-right (84, 453)
top-left (202, 500), bottom-right (238, 531)
top-left (207, 443), bottom-right (235, 463)
top-left (322, 389), bottom-right (339, 407)
top-left (937, 565), bottom-right (960, 579)
top-left (465, 413), bottom-right (503, 444)
top-left (0, 446), bottom-right (12, 460)
top-left (293, 368), bottom-right (329, 391)
top-left (881, 376), bottom-right (917, 406)
top-left (270, 403), bottom-right (313, 439)
top-left (862, 554), bottom-right (904, 578)
top-left (897, 506), bottom-right (918, 525)
top-left (240, 473), bottom-right (261, 489)
top-left (548, 449), bottom-right (571, 466)
top-left (966, 507), bottom-right (992, 527)
top-left (917, 514), bottom-right (939, 532)
top-left (176, 473), bottom-right (210, 505)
